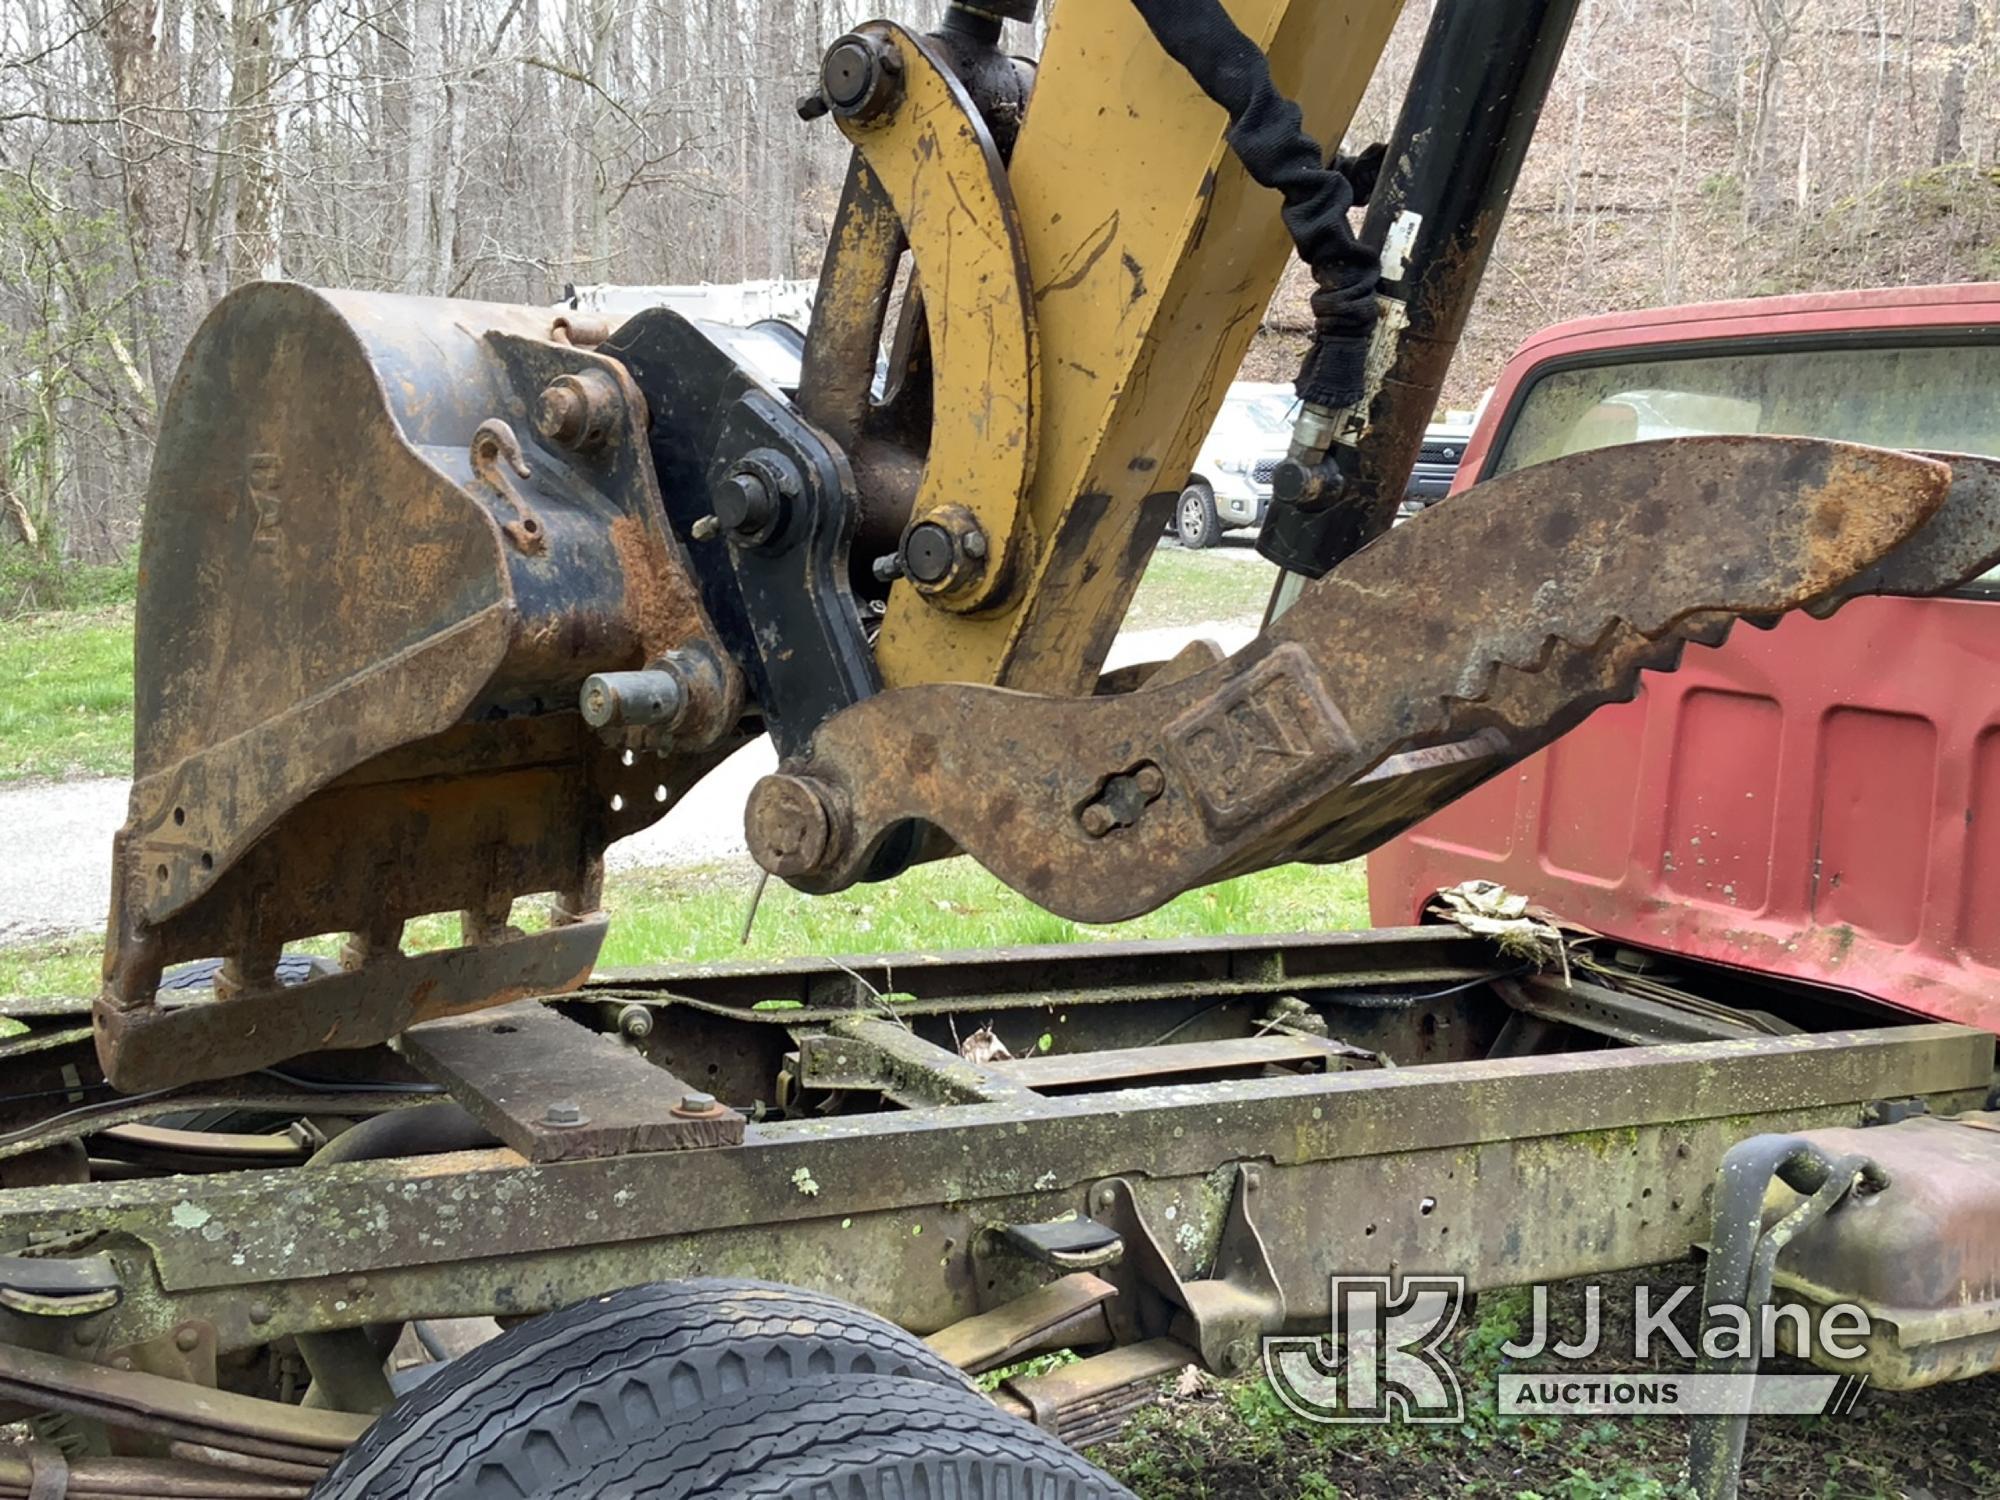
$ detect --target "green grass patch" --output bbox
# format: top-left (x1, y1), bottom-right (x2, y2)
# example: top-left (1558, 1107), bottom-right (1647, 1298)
top-left (0, 544), bottom-right (1265, 785)
top-left (0, 605), bottom-right (135, 783)
top-left (0, 930), bottom-right (100, 1000)
top-left (599, 856), bottom-right (1369, 968)
top-left (1124, 543), bottom-right (1274, 630)
top-left (0, 551), bottom-right (139, 618)
top-left (0, 858), bottom-right (1369, 999)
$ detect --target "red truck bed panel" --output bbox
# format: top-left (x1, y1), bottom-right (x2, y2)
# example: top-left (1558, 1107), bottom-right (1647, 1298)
top-left (1368, 284), bottom-right (2000, 1027)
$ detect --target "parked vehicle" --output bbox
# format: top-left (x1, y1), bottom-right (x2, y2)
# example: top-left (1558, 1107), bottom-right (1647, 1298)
top-left (1175, 381), bottom-right (1295, 546)
top-left (1401, 416), bottom-right (1476, 512)
top-left (1371, 282), bottom-right (2000, 1028)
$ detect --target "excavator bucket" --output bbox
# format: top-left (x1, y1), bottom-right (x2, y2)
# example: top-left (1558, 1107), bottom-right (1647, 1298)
top-left (96, 284), bottom-right (744, 1090)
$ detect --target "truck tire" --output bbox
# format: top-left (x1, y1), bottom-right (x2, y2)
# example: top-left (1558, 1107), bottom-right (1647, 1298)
top-left (1176, 479), bottom-right (1220, 548)
top-left (160, 953), bottom-right (338, 990)
top-left (510, 1373), bottom-right (1132, 1499)
top-left (313, 1280), bottom-right (970, 1500)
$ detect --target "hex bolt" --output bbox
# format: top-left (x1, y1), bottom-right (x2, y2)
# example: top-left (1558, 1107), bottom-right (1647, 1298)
top-left (1079, 803), bottom-right (1117, 838)
top-left (580, 669), bottom-right (687, 732)
top-left (795, 90), bottom-right (831, 121)
top-left (1133, 764), bottom-right (1166, 799)
top-left (961, 528), bottom-right (989, 561)
top-left (617, 1003), bottom-right (654, 1039)
top-left (680, 1091), bottom-right (718, 1114)
top-left (746, 773), bottom-right (840, 878)
top-left (545, 1100), bottom-right (587, 1128)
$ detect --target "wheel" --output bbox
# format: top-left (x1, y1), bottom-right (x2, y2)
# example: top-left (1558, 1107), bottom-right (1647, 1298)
top-left (1175, 479), bottom-right (1220, 548)
top-left (160, 953), bottom-right (338, 990)
top-left (313, 1280), bottom-right (972, 1500)
top-left (506, 1373), bottom-right (1131, 1499)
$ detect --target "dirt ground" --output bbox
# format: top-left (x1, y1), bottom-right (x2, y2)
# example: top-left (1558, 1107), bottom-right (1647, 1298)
top-left (1099, 1265), bottom-right (2000, 1500)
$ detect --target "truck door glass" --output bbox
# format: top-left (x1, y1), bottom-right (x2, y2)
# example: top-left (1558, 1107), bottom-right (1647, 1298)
top-left (1491, 338), bottom-right (2000, 588)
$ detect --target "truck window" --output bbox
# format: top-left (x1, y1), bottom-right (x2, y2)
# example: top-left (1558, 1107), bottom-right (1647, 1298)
top-left (1494, 340), bottom-right (2000, 473)
top-left (1490, 338), bottom-right (2000, 588)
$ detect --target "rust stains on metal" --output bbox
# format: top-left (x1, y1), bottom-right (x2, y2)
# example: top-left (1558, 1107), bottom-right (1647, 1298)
top-left (749, 437), bottom-right (1949, 921)
top-left (99, 285), bottom-right (744, 1091)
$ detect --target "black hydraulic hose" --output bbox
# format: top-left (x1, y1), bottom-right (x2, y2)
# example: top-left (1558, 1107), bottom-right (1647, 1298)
top-left (307, 1102), bottom-right (498, 1166)
top-left (1125, 0), bottom-right (1378, 407)
top-left (1687, 1134), bottom-right (1889, 1500)
top-left (295, 1104), bottom-right (500, 1414)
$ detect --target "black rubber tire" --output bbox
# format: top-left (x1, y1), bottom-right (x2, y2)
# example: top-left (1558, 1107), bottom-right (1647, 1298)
top-left (159, 953), bottom-right (337, 990)
top-left (312, 1280), bottom-right (972, 1500)
top-left (1175, 479), bottom-right (1220, 549)
top-left (511, 1373), bottom-right (1131, 1499)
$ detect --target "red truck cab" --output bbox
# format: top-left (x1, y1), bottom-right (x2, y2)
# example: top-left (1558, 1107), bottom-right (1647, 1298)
top-left (1369, 284), bottom-right (2000, 1030)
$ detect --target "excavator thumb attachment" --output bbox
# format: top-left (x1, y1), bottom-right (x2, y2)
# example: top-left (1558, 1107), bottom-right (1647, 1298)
top-left (97, 284), bottom-right (744, 1091)
top-left (743, 437), bottom-right (1956, 921)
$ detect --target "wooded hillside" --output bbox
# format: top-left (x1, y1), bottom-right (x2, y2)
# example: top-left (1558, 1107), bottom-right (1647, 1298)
top-left (1, 0), bottom-right (1994, 569)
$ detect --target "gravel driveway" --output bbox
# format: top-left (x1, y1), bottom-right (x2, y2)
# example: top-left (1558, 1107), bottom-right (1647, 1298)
top-left (0, 620), bottom-right (1257, 944)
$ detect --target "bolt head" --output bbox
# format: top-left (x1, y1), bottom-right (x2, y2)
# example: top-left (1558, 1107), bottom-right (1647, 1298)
top-left (747, 774), bottom-right (838, 878)
top-left (713, 470), bottom-right (778, 539)
top-left (248, 1300), bottom-right (272, 1325)
top-left (618, 1004), bottom-right (654, 1039)
top-left (1133, 764), bottom-right (1166, 799)
top-left (174, 1324), bottom-right (201, 1352)
top-left (1079, 803), bottom-right (1116, 837)
top-left (545, 1100), bottom-right (586, 1127)
top-left (902, 522), bottom-right (957, 585)
top-left (961, 528), bottom-right (989, 561)
top-left (822, 36), bottom-right (880, 108)
top-left (680, 1091), bottom-right (718, 1113)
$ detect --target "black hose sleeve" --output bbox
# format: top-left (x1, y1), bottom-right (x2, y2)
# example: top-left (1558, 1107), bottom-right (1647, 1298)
top-left (1126, 0), bottom-right (1379, 406)
top-left (1335, 142), bottom-right (1388, 207)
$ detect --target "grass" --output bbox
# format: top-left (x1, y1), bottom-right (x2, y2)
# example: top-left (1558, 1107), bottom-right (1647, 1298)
top-left (0, 857), bottom-right (1371, 1000)
top-left (0, 604), bottom-right (135, 783)
top-left (0, 550), bottom-right (138, 618)
top-left (1101, 1268), bottom-right (2000, 1498)
top-left (1125, 542), bottom-right (1275, 630)
top-left (0, 543), bottom-right (1269, 785)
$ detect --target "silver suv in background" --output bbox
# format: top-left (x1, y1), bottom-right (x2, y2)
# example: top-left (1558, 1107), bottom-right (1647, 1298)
top-left (1398, 417), bottom-right (1476, 517)
top-left (1178, 390), bottom-right (1485, 546)
top-left (1175, 382), bottom-right (1295, 547)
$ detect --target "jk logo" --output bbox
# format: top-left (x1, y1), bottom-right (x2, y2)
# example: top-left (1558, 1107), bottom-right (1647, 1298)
top-left (1263, 1275), bottom-right (1466, 1425)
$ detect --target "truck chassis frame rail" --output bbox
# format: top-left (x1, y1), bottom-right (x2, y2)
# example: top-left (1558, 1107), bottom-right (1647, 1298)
top-left (3, 926), bottom-right (1997, 1494)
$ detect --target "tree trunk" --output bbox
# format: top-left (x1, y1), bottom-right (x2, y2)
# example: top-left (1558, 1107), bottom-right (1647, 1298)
top-left (403, 0), bottom-right (444, 292)
top-left (1933, 0), bottom-right (1977, 166)
top-left (98, 0), bottom-right (206, 396)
